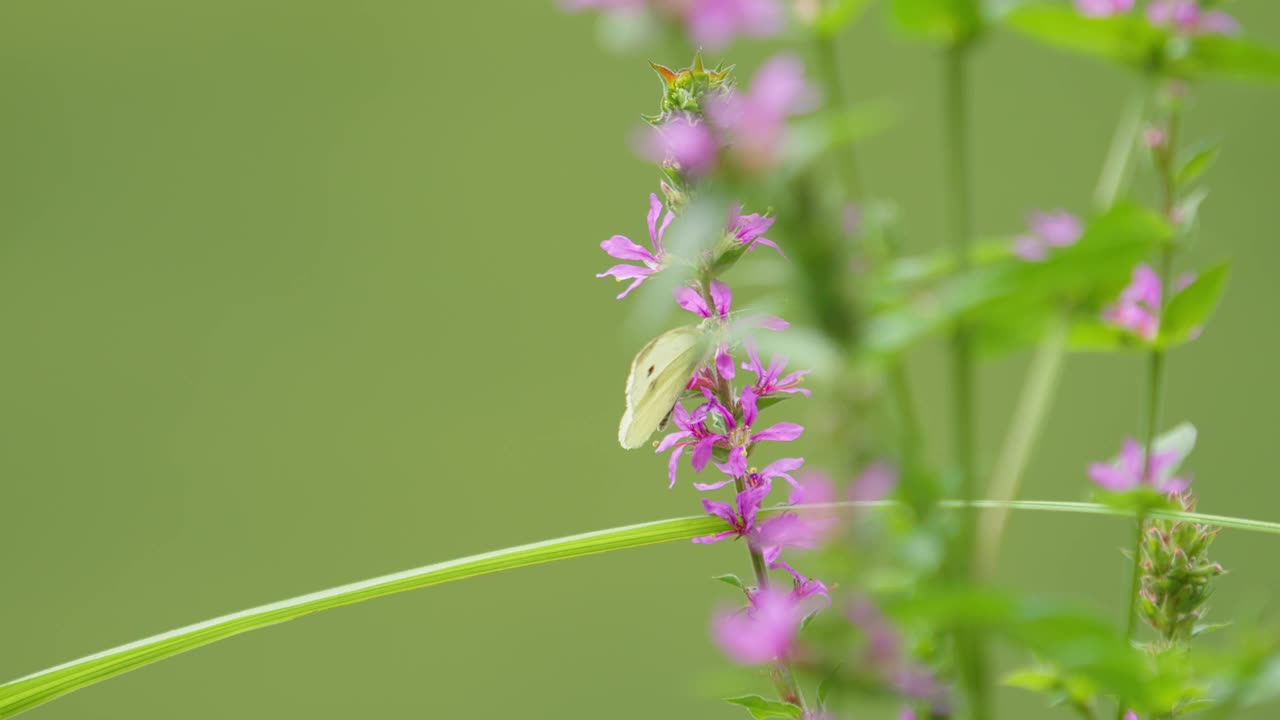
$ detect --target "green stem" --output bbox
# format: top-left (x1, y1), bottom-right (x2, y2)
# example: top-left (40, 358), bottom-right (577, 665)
top-left (814, 32), bottom-right (863, 198)
top-left (1117, 95), bottom-right (1182, 720)
top-left (975, 83), bottom-right (1147, 580)
top-left (976, 313), bottom-right (1068, 579)
top-left (942, 40), bottom-right (990, 720)
top-left (734, 473), bottom-right (808, 710)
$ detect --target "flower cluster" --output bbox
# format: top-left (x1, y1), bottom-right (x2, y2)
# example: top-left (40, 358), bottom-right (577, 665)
top-left (1074, 0), bottom-right (1240, 35)
top-left (1101, 264), bottom-right (1197, 341)
top-left (1012, 209), bottom-right (1082, 262)
top-left (1139, 493), bottom-right (1226, 644)
top-left (640, 54), bottom-right (819, 178)
top-left (561, 0), bottom-right (783, 50)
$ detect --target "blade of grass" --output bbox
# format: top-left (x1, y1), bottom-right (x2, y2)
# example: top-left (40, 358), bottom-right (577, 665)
top-left (3, 499), bottom-right (1278, 718)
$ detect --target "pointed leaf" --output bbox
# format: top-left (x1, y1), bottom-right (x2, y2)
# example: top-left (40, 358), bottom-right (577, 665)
top-left (1177, 145), bottom-right (1220, 187)
top-left (723, 695), bottom-right (804, 719)
top-left (1160, 263), bottom-right (1230, 348)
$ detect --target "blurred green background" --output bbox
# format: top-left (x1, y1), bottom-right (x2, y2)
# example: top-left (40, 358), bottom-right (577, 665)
top-left (1, 1), bottom-right (1277, 717)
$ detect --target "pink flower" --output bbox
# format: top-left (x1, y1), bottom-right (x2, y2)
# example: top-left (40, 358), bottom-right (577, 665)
top-left (1102, 264), bottom-right (1197, 340)
top-left (1124, 713), bottom-right (1139, 720)
top-left (694, 482), bottom-right (772, 544)
top-left (597, 193), bottom-right (672, 299)
top-left (900, 709), bottom-right (917, 720)
top-left (1088, 437), bottom-right (1189, 494)
top-left (849, 461), bottom-right (899, 502)
top-left (1013, 209), bottom-right (1082, 262)
top-left (655, 402), bottom-right (716, 488)
top-left (677, 0), bottom-right (783, 50)
top-left (728, 206), bottom-right (783, 255)
top-left (695, 456), bottom-right (804, 491)
top-left (742, 339), bottom-right (811, 398)
top-left (674, 280), bottom-right (738, 378)
top-left (712, 586), bottom-right (804, 664)
top-left (707, 54), bottom-right (818, 173)
top-left (1147, 0), bottom-right (1240, 36)
top-left (697, 388), bottom-right (805, 478)
top-left (1074, 0), bottom-right (1134, 17)
top-left (637, 115), bottom-right (719, 176)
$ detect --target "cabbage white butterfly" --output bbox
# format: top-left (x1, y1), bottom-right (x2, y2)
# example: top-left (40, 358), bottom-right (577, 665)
top-left (618, 324), bottom-right (711, 449)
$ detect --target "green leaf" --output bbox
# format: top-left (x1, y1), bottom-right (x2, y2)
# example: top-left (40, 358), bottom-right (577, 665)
top-left (816, 664), bottom-right (842, 705)
top-left (6, 498), bottom-right (1280, 719)
top-left (1003, 5), bottom-right (1163, 69)
top-left (1067, 319), bottom-right (1148, 353)
top-left (815, 0), bottom-right (874, 37)
top-left (715, 574), bottom-right (746, 590)
top-left (890, 0), bottom-right (982, 43)
top-left (1177, 145), bottom-right (1220, 187)
top-left (723, 695), bottom-right (804, 719)
top-left (1176, 35), bottom-right (1280, 83)
top-left (1004, 668), bottom-right (1061, 693)
top-left (866, 204), bottom-right (1170, 356)
top-left (1160, 262), bottom-right (1230, 348)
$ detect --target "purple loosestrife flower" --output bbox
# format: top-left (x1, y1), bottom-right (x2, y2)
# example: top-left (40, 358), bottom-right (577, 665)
top-left (655, 402), bottom-right (716, 488)
top-left (1102, 264), bottom-right (1197, 340)
top-left (638, 115), bottom-right (719, 176)
top-left (1075, 0), bottom-right (1134, 17)
top-left (695, 456), bottom-right (804, 491)
top-left (699, 388), bottom-right (805, 477)
top-left (1147, 0), bottom-right (1240, 36)
top-left (849, 461), bottom-right (899, 502)
top-left (1088, 437), bottom-right (1189, 494)
top-left (712, 586), bottom-right (803, 665)
top-left (674, 0), bottom-right (783, 50)
top-left (1013, 209), bottom-right (1082, 262)
top-left (742, 338), bottom-right (811, 398)
top-left (728, 206), bottom-right (784, 255)
top-left (707, 54), bottom-right (818, 173)
top-left (597, 193), bottom-right (673, 299)
top-left (1124, 713), bottom-right (1139, 720)
top-left (694, 482), bottom-right (772, 544)
top-left (674, 280), bottom-right (738, 378)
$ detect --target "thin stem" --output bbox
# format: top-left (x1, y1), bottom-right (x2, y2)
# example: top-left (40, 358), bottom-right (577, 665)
top-left (942, 40), bottom-right (990, 720)
top-left (975, 313), bottom-right (1068, 579)
top-left (734, 473), bottom-right (807, 710)
top-left (976, 82), bottom-right (1147, 580)
top-left (1117, 94), bottom-right (1182, 720)
top-left (814, 32), bottom-right (863, 198)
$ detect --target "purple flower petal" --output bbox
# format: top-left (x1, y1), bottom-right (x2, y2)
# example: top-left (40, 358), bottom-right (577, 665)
top-left (674, 286), bottom-right (710, 317)
top-left (709, 279), bottom-right (733, 318)
top-left (752, 422), bottom-right (804, 443)
top-left (600, 234), bottom-right (657, 263)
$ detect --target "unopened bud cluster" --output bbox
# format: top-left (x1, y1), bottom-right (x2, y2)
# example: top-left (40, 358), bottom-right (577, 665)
top-left (1138, 493), bottom-right (1226, 644)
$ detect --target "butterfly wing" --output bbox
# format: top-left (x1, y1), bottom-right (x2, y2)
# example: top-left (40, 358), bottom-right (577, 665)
top-left (618, 325), bottom-right (707, 449)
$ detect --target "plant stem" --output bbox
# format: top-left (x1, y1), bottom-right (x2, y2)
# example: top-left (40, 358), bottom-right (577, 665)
top-left (975, 84), bottom-right (1146, 580)
top-left (942, 40), bottom-right (990, 720)
top-left (975, 313), bottom-right (1068, 579)
top-left (1117, 94), bottom-right (1181, 720)
top-left (814, 32), bottom-right (863, 198)
top-left (734, 473), bottom-right (808, 710)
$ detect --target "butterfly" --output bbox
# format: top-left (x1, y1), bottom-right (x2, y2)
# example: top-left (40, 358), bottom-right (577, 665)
top-left (617, 324), bottom-right (711, 449)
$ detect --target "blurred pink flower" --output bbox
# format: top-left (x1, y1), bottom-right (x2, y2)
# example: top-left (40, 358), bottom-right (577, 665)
top-left (637, 115), bottom-right (719, 176)
top-left (597, 193), bottom-right (672, 299)
top-left (676, 0), bottom-right (783, 49)
top-left (712, 586), bottom-right (803, 664)
top-left (1075, 0), bottom-right (1134, 17)
top-left (1147, 0), bottom-right (1240, 36)
top-left (707, 54), bottom-right (819, 173)
top-left (849, 461), bottom-right (899, 502)
top-left (1102, 264), bottom-right (1196, 340)
top-left (1013, 209), bottom-right (1082, 262)
top-left (1088, 437), bottom-right (1189, 494)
